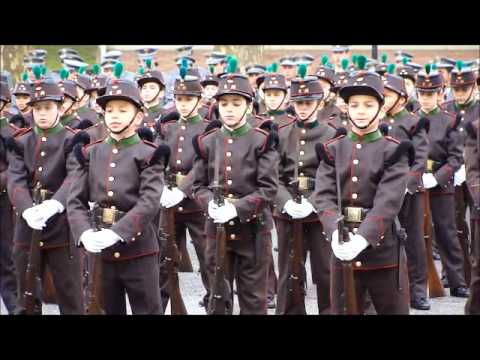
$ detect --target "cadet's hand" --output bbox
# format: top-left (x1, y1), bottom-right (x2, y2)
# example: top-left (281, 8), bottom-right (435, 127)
top-left (79, 229), bottom-right (101, 253)
top-left (209, 201), bottom-right (238, 224)
top-left (337, 233), bottom-right (369, 261)
top-left (88, 229), bottom-right (123, 252)
top-left (422, 173), bottom-right (438, 189)
top-left (22, 206), bottom-right (46, 230)
top-left (36, 199), bottom-right (64, 222)
top-left (331, 229), bottom-right (344, 259)
top-left (160, 187), bottom-right (185, 208)
top-left (454, 164), bottom-right (466, 186)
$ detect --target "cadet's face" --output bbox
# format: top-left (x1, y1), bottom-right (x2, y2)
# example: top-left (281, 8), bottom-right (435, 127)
top-left (348, 95), bottom-right (380, 133)
top-left (417, 90), bottom-right (439, 111)
top-left (248, 73), bottom-right (260, 89)
top-left (77, 86), bottom-right (85, 100)
top-left (140, 82), bottom-right (163, 103)
top-left (264, 89), bottom-right (287, 111)
top-left (383, 88), bottom-right (406, 113)
top-left (15, 95), bottom-right (31, 111)
top-left (439, 69), bottom-right (450, 83)
top-left (280, 65), bottom-right (296, 80)
top-left (452, 85), bottom-right (475, 104)
top-left (293, 99), bottom-right (319, 121)
top-left (33, 101), bottom-right (61, 129)
top-left (104, 100), bottom-right (139, 133)
top-left (332, 51), bottom-right (348, 67)
top-left (404, 78), bottom-right (415, 97)
top-left (175, 95), bottom-right (200, 118)
top-left (335, 96), bottom-right (348, 113)
top-left (218, 95), bottom-right (249, 128)
top-left (318, 79), bottom-right (332, 100)
top-left (203, 85), bottom-right (218, 99)
top-left (214, 62), bottom-right (225, 74)
top-left (103, 68), bottom-right (113, 78)
top-left (61, 97), bottom-right (76, 114)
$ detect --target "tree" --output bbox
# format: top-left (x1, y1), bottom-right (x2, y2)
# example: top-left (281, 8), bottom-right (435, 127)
top-left (1, 45), bottom-right (31, 84)
top-left (214, 46), bottom-right (264, 69)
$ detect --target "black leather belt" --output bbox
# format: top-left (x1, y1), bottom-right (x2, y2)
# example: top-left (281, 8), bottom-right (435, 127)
top-left (343, 207), bottom-right (370, 223)
top-left (93, 206), bottom-right (126, 227)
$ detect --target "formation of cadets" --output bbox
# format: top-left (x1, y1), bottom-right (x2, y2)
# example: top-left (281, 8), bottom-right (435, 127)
top-left (0, 45), bottom-right (479, 315)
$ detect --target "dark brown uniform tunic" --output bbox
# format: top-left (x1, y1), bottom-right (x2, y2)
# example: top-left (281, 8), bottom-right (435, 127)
top-left (7, 123), bottom-right (84, 314)
top-left (67, 133), bottom-right (165, 314)
top-left (192, 122), bottom-right (278, 314)
top-left (311, 129), bottom-right (411, 314)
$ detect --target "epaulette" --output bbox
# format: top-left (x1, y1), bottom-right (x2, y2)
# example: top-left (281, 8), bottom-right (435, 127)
top-left (137, 127), bottom-right (154, 142)
top-left (66, 131), bottom-right (91, 154)
top-left (192, 127), bottom-right (219, 158)
top-left (384, 135), bottom-right (401, 144)
top-left (378, 123), bottom-right (390, 136)
top-left (14, 127), bottom-right (32, 138)
top-left (65, 125), bottom-right (77, 134)
top-left (385, 140), bottom-right (415, 168)
top-left (204, 119), bottom-right (222, 133)
top-left (254, 127), bottom-right (279, 151)
top-left (258, 119), bottom-right (279, 133)
top-left (410, 117), bottom-right (430, 137)
top-left (278, 117), bottom-right (296, 130)
top-left (149, 144), bottom-right (170, 166)
top-left (74, 139), bottom-right (103, 167)
top-left (142, 139), bottom-right (157, 148)
top-left (74, 119), bottom-right (94, 130)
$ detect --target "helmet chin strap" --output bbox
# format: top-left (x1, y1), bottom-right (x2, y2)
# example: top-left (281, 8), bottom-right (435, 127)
top-left (0, 103), bottom-right (6, 113)
top-left (107, 111), bottom-right (139, 135)
top-left (181, 97), bottom-right (201, 120)
top-left (457, 84), bottom-right (476, 106)
top-left (271, 91), bottom-right (287, 111)
top-left (385, 93), bottom-right (402, 116)
top-left (147, 86), bottom-right (164, 107)
top-left (296, 99), bottom-right (321, 123)
top-left (223, 103), bottom-right (250, 130)
top-left (348, 103), bottom-right (383, 130)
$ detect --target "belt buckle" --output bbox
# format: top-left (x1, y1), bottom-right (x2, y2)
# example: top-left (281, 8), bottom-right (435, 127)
top-left (226, 197), bottom-right (238, 204)
top-left (102, 208), bottom-right (116, 225)
top-left (40, 189), bottom-right (49, 202)
top-left (176, 173), bottom-right (185, 186)
top-left (426, 159), bottom-right (434, 173)
top-left (298, 176), bottom-right (308, 191)
top-left (345, 207), bottom-right (362, 223)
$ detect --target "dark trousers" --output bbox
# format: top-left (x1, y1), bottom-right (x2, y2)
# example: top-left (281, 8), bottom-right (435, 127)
top-left (0, 194), bottom-right (17, 313)
top-left (275, 219), bottom-right (331, 315)
top-left (398, 192), bottom-right (428, 301)
top-left (267, 251), bottom-right (277, 300)
top-left (430, 192), bottom-right (467, 288)
top-left (102, 254), bottom-right (162, 315)
top-left (466, 219), bottom-right (480, 314)
top-left (330, 254), bottom-right (410, 315)
top-left (13, 245), bottom-right (84, 314)
top-left (205, 227), bottom-right (271, 315)
top-left (159, 212), bottom-right (209, 311)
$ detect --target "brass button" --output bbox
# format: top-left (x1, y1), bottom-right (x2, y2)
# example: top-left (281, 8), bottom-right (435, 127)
top-left (38, 166), bottom-right (43, 172)
top-left (230, 234), bottom-right (236, 240)
top-left (40, 151), bottom-right (46, 157)
top-left (353, 159), bottom-right (359, 165)
top-left (301, 129), bottom-right (306, 134)
top-left (176, 159), bottom-right (182, 164)
top-left (226, 166), bottom-right (232, 171)
top-left (352, 176), bottom-right (358, 182)
top-left (107, 191), bottom-right (114, 197)
top-left (178, 207), bottom-right (183, 212)
top-left (112, 148), bottom-right (119, 154)
top-left (229, 220), bottom-right (235, 226)
top-left (108, 176), bottom-right (114, 182)
top-left (114, 252), bottom-right (120, 258)
top-left (300, 140), bottom-right (306, 145)
top-left (228, 194), bottom-right (234, 198)
top-left (110, 206), bottom-right (116, 210)
top-left (389, 119), bottom-right (394, 124)
top-left (181, 125), bottom-right (186, 130)
top-left (388, 126), bottom-right (392, 130)
top-left (110, 163), bottom-right (116, 168)
top-left (352, 193), bottom-right (358, 199)
top-left (39, 241), bottom-right (44, 247)
top-left (356, 144), bottom-right (362, 149)
top-left (270, 116), bottom-right (274, 120)
top-left (355, 261), bottom-right (362, 267)
top-left (179, 136), bottom-right (185, 141)
top-left (353, 227), bottom-right (358, 233)
top-left (178, 148), bottom-right (183, 152)
top-left (41, 137), bottom-right (47, 142)
top-left (299, 151), bottom-right (305, 156)
top-left (226, 152), bottom-right (232, 157)
top-left (299, 161), bottom-right (303, 166)
top-left (227, 180), bottom-right (232, 185)
top-left (228, 138), bottom-right (234, 144)
top-left (300, 172), bottom-right (304, 176)
top-left (131, 238), bottom-right (136, 242)
top-left (137, 232), bottom-right (142, 236)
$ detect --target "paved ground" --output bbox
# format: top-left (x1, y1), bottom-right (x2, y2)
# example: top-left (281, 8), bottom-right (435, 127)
top-left (0, 229), bottom-right (467, 315)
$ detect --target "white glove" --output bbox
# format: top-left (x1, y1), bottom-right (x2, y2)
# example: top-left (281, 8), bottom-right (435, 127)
top-left (79, 229), bottom-right (101, 253)
top-left (36, 199), bottom-right (64, 221)
top-left (331, 229), bottom-right (343, 259)
top-left (83, 229), bottom-right (123, 253)
top-left (160, 187), bottom-right (185, 208)
top-left (454, 164), bottom-right (466, 186)
top-left (22, 206), bottom-right (46, 230)
top-left (208, 200), bottom-right (238, 224)
top-left (422, 173), bottom-right (438, 189)
top-left (282, 198), bottom-right (315, 219)
top-left (332, 232), bottom-right (369, 261)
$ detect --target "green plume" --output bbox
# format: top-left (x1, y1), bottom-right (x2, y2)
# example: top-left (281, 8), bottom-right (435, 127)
top-left (356, 55), bottom-right (367, 70)
top-left (456, 60), bottom-right (463, 71)
top-left (145, 59), bottom-right (152, 70)
top-left (270, 62), bottom-right (278, 73)
top-left (227, 56), bottom-right (238, 73)
top-left (387, 63), bottom-right (396, 74)
top-left (352, 54), bottom-right (358, 65)
top-left (341, 58), bottom-right (349, 71)
top-left (91, 64), bottom-right (101, 75)
top-left (297, 64), bottom-right (307, 78)
top-left (402, 57), bottom-right (409, 65)
top-left (181, 57), bottom-right (188, 69)
top-left (425, 64), bottom-right (431, 75)
top-left (321, 55), bottom-right (329, 66)
top-left (60, 68), bottom-right (69, 80)
top-left (21, 72), bottom-right (28, 82)
top-left (381, 53), bottom-right (388, 63)
top-left (138, 66), bottom-right (145, 76)
top-left (179, 65), bottom-right (187, 79)
top-left (113, 62), bottom-right (124, 79)
top-left (33, 65), bottom-right (43, 80)
top-left (431, 63), bottom-right (437, 71)
top-left (79, 66), bottom-right (86, 75)
top-left (40, 65), bottom-right (47, 75)
top-left (209, 65), bottom-right (214, 74)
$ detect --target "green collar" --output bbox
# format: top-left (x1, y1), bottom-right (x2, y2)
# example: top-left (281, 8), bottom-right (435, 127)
top-left (77, 104), bottom-right (90, 114)
top-left (419, 106), bottom-right (440, 117)
top-left (392, 108), bottom-right (409, 120)
top-left (60, 113), bottom-right (75, 126)
top-left (296, 118), bottom-right (319, 129)
top-left (221, 122), bottom-right (252, 138)
top-left (33, 121), bottom-right (64, 136)
top-left (347, 129), bottom-right (383, 144)
top-left (454, 99), bottom-right (477, 111)
top-left (106, 133), bottom-right (141, 149)
top-left (267, 109), bottom-right (286, 116)
top-left (0, 117), bottom-right (9, 128)
top-left (179, 114), bottom-right (203, 125)
top-left (147, 102), bottom-right (163, 114)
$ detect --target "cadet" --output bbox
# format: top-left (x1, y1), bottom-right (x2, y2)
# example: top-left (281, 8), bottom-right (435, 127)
top-left (331, 45), bottom-right (350, 74)
top-left (274, 65), bottom-right (336, 314)
top-left (58, 68), bottom-right (82, 128)
top-left (157, 65), bottom-right (211, 310)
top-left (7, 67), bottom-right (84, 314)
top-left (257, 71), bottom-right (293, 128)
top-left (396, 58), bottom-right (421, 113)
top-left (314, 56), bottom-right (342, 126)
top-left (199, 66), bottom-right (220, 122)
top-left (191, 68), bottom-right (279, 315)
top-left (67, 72), bottom-right (167, 315)
top-left (10, 73), bottom-right (34, 127)
top-left (312, 58), bottom-right (412, 314)
top-left (415, 64), bottom-right (469, 298)
top-left (381, 64), bottom-right (431, 310)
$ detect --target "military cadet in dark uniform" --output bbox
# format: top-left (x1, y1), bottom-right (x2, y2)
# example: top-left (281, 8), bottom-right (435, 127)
top-left (278, 56), bottom-right (297, 85)
top-left (312, 60), bottom-right (412, 314)
top-left (67, 76), bottom-right (166, 315)
top-left (83, 65), bottom-right (110, 143)
top-left (0, 82), bottom-right (20, 313)
top-left (157, 67), bottom-right (211, 310)
top-left (257, 72), bottom-right (293, 128)
top-left (331, 59), bottom-right (351, 129)
top-left (415, 64), bottom-right (469, 298)
top-left (314, 58), bottom-right (342, 127)
top-left (199, 68), bottom-right (220, 122)
top-left (381, 65), bottom-right (431, 310)
top-left (274, 65), bottom-right (336, 315)
top-left (396, 59), bottom-right (421, 113)
top-left (7, 69), bottom-right (84, 314)
top-left (464, 119), bottom-right (479, 314)
top-left (331, 45), bottom-right (350, 74)
top-left (10, 74), bottom-right (34, 128)
top-left (58, 68), bottom-right (83, 128)
top-left (191, 71), bottom-right (279, 315)
top-left (73, 72), bottom-right (98, 124)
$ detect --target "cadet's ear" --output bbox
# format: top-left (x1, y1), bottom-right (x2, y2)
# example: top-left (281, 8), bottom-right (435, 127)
top-left (134, 109), bottom-right (145, 126)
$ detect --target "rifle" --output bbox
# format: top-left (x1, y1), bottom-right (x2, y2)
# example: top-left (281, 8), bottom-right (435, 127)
top-left (86, 206), bottom-right (105, 315)
top-left (334, 145), bottom-right (359, 315)
top-left (24, 182), bottom-right (45, 315)
top-left (423, 190), bottom-right (445, 298)
top-left (162, 171), bottom-right (188, 315)
top-left (207, 136), bottom-right (233, 315)
top-left (455, 184), bottom-right (471, 285)
top-left (285, 130), bottom-right (305, 312)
